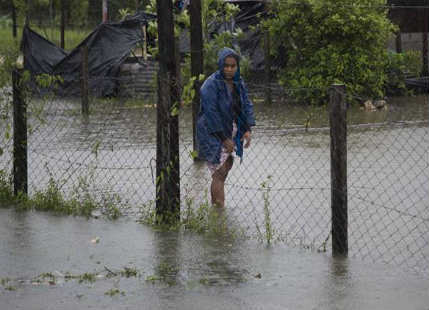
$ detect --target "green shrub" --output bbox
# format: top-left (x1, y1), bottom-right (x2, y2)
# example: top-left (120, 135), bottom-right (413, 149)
top-left (262, 0), bottom-right (396, 104)
top-left (0, 170), bottom-right (13, 204)
top-left (385, 50), bottom-right (422, 95)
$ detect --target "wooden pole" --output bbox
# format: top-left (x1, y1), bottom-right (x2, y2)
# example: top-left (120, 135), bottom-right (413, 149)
top-left (11, 0), bottom-right (17, 38)
top-left (12, 70), bottom-right (28, 196)
top-left (395, 31), bottom-right (402, 54)
top-left (81, 46), bottom-right (89, 115)
top-left (25, 0), bottom-right (29, 26)
top-left (190, 0), bottom-right (203, 160)
top-left (155, 0), bottom-right (180, 224)
top-left (60, 0), bottom-right (66, 49)
top-left (102, 0), bottom-right (108, 23)
top-left (329, 84), bottom-right (348, 256)
top-left (143, 24), bottom-right (148, 61)
top-left (422, 7), bottom-right (428, 76)
top-left (175, 36), bottom-right (182, 100)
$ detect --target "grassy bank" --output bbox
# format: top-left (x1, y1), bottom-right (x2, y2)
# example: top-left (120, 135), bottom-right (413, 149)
top-left (0, 25), bottom-right (91, 52)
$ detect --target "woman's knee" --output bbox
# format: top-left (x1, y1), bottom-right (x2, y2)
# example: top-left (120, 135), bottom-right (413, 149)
top-left (213, 168), bottom-right (227, 181)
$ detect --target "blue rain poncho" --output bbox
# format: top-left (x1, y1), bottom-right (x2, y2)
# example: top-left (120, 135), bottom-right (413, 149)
top-left (196, 47), bottom-right (256, 164)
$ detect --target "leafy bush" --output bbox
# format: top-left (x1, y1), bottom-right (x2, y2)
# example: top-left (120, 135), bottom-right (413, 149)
top-left (385, 50), bottom-right (422, 95)
top-left (262, 0), bottom-right (396, 104)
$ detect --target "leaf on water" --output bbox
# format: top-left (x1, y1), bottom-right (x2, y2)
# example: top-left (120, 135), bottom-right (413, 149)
top-left (91, 237), bottom-right (100, 244)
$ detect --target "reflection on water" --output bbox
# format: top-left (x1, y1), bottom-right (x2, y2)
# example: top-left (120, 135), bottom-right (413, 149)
top-left (1, 208), bottom-right (428, 310)
top-left (323, 257), bottom-right (351, 309)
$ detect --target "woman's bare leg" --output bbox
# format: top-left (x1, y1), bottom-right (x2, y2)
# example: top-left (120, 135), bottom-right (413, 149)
top-left (211, 156), bottom-right (233, 208)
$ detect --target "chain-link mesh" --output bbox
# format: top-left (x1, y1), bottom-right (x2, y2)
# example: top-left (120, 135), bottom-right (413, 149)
top-left (347, 94), bottom-right (429, 272)
top-left (26, 80), bottom-right (158, 214)
top-left (3, 73), bottom-right (426, 273)
top-left (0, 2), bottom-right (428, 276)
top-left (0, 86), bottom-right (13, 187)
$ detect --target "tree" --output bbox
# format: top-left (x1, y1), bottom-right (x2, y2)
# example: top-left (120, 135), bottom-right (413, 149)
top-left (262, 0), bottom-right (396, 104)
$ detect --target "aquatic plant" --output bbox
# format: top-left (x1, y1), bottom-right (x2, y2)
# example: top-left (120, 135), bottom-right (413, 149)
top-left (120, 267), bottom-right (139, 278)
top-left (105, 288), bottom-right (125, 296)
top-left (256, 175), bottom-right (275, 245)
top-left (78, 272), bottom-right (97, 284)
top-left (139, 189), bottom-right (235, 238)
top-left (0, 170), bottom-right (13, 204)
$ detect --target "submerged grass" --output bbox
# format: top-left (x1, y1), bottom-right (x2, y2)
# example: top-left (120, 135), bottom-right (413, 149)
top-left (105, 288), bottom-right (125, 297)
top-left (255, 176), bottom-right (276, 245)
top-left (0, 171), bottom-right (13, 205)
top-left (0, 266), bottom-right (143, 292)
top-left (0, 171), bottom-right (125, 219)
top-left (138, 191), bottom-right (239, 239)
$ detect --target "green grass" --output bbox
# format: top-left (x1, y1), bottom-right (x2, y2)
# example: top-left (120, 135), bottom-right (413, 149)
top-left (0, 25), bottom-right (91, 52)
top-left (256, 176), bottom-right (275, 245)
top-left (0, 172), bottom-right (125, 219)
top-left (0, 171), bottom-right (14, 205)
top-left (138, 192), bottom-right (246, 241)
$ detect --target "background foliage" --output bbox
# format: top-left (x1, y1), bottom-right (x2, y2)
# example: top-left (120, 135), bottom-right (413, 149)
top-left (262, 0), bottom-right (398, 104)
top-left (0, 0), bottom-right (423, 104)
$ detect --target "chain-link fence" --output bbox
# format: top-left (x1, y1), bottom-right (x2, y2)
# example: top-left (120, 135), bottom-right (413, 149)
top-left (1, 71), bottom-right (427, 274)
top-left (1, 2), bottom-right (428, 275)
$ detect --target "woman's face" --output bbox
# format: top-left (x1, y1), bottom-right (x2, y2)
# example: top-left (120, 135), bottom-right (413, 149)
top-left (223, 56), bottom-right (237, 80)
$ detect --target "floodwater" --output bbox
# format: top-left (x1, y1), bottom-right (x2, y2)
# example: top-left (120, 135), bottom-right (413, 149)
top-left (0, 93), bottom-right (428, 305)
top-left (0, 207), bottom-right (428, 310)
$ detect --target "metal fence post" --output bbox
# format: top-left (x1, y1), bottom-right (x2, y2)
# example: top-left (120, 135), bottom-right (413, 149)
top-left (12, 1), bottom-right (17, 38)
top-left (12, 69), bottom-right (28, 196)
top-left (81, 45), bottom-right (89, 115)
top-left (329, 84), bottom-right (348, 256)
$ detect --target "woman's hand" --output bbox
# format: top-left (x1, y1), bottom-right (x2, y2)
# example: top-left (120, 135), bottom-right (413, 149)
top-left (242, 131), bottom-right (251, 148)
top-left (223, 138), bottom-right (235, 153)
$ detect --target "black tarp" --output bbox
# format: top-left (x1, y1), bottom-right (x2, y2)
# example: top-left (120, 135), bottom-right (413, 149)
top-left (21, 12), bottom-right (156, 97)
top-left (405, 77), bottom-right (429, 92)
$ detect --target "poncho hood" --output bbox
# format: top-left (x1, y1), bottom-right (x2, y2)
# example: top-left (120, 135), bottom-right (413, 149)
top-left (217, 47), bottom-right (241, 82)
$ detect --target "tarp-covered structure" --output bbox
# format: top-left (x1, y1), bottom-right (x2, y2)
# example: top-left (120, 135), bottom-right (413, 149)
top-left (212, 0), bottom-right (269, 71)
top-left (178, 0), bottom-right (269, 71)
top-left (21, 12), bottom-right (156, 97)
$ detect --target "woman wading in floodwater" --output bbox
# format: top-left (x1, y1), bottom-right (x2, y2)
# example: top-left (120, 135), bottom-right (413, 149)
top-left (197, 47), bottom-right (256, 208)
